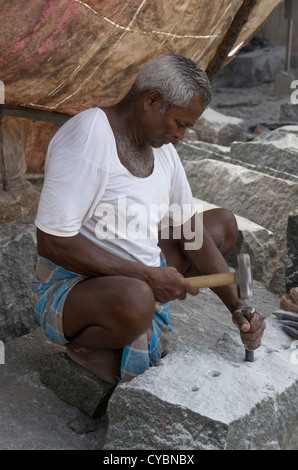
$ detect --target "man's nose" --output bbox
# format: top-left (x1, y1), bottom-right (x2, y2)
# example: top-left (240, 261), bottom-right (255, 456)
top-left (174, 128), bottom-right (186, 140)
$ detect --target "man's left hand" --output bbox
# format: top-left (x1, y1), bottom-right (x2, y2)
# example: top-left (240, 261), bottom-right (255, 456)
top-left (232, 310), bottom-right (266, 350)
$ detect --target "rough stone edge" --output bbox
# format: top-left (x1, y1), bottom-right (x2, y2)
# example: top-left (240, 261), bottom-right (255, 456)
top-left (177, 140), bottom-right (298, 184)
top-left (40, 352), bottom-right (115, 419)
top-left (226, 380), bottom-right (298, 450)
top-left (104, 379), bottom-right (298, 450)
top-left (103, 387), bottom-right (229, 450)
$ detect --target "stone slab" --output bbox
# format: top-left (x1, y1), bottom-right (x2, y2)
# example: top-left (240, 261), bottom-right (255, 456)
top-left (40, 352), bottom-right (115, 419)
top-left (230, 126), bottom-right (298, 176)
top-left (177, 140), bottom-right (298, 184)
top-left (104, 284), bottom-right (298, 450)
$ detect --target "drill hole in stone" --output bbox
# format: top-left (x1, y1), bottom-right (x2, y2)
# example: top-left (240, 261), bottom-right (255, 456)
top-left (191, 386), bottom-right (199, 392)
top-left (209, 370), bottom-right (221, 377)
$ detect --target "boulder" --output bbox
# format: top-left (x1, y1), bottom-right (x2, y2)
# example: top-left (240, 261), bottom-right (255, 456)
top-left (193, 107), bottom-right (245, 146)
top-left (104, 284), bottom-right (298, 450)
top-left (0, 213), bottom-right (39, 341)
top-left (218, 46), bottom-right (286, 88)
top-left (183, 159), bottom-right (298, 294)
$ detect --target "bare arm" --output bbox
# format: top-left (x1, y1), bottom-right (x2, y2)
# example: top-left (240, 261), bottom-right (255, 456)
top-left (36, 228), bottom-right (199, 302)
top-left (179, 213), bottom-right (245, 314)
top-left (37, 228), bottom-right (147, 278)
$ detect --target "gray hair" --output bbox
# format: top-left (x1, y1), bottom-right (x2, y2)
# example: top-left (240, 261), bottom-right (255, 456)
top-left (128, 54), bottom-right (212, 112)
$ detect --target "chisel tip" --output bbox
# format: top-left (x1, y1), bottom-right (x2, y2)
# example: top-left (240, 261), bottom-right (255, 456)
top-left (245, 349), bottom-right (254, 362)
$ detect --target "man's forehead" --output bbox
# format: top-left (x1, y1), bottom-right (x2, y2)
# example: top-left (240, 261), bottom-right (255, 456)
top-left (169, 99), bottom-right (205, 125)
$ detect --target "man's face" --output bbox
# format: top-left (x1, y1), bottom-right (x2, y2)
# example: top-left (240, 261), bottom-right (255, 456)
top-left (140, 94), bottom-right (206, 148)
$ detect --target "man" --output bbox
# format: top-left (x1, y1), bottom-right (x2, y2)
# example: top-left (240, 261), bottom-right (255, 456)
top-left (31, 54), bottom-right (265, 385)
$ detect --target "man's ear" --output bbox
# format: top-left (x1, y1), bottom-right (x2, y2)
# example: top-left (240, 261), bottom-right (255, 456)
top-left (143, 90), bottom-right (163, 111)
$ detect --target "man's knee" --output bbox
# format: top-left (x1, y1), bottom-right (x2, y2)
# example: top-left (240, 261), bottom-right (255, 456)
top-left (117, 278), bottom-right (156, 342)
top-left (203, 208), bottom-right (238, 255)
top-left (219, 208), bottom-right (238, 254)
top-left (219, 208), bottom-right (238, 235)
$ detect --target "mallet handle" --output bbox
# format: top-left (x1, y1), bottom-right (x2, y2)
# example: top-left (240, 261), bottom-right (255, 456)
top-left (187, 272), bottom-right (236, 289)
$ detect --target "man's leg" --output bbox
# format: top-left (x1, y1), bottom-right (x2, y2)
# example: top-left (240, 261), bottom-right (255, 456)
top-left (158, 208), bottom-right (238, 276)
top-left (63, 276), bottom-right (156, 384)
top-left (62, 208), bottom-right (237, 383)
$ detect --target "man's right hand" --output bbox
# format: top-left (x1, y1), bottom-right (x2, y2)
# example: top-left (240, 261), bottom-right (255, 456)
top-left (144, 265), bottom-right (199, 303)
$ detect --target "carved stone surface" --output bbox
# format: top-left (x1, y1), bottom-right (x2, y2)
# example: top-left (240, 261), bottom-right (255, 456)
top-left (104, 285), bottom-right (298, 450)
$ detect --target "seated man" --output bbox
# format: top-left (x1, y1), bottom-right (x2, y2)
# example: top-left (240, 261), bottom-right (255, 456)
top-left (31, 54), bottom-right (265, 385)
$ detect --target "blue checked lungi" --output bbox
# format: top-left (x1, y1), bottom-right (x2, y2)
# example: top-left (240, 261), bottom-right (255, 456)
top-left (31, 254), bottom-right (172, 383)
top-left (31, 256), bottom-right (87, 344)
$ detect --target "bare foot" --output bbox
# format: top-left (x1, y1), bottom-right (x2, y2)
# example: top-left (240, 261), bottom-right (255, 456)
top-left (66, 341), bottom-right (122, 385)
